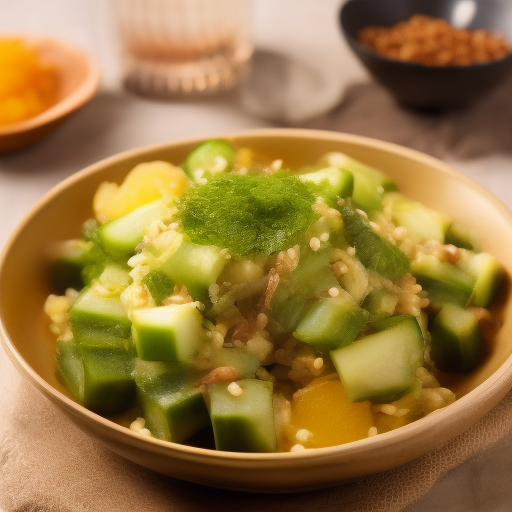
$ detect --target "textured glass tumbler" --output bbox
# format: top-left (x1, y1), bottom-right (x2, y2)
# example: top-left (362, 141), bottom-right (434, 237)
top-left (111, 0), bottom-right (253, 97)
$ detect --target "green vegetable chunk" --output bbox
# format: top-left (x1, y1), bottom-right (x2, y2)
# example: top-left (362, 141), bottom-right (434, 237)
top-left (133, 360), bottom-right (209, 442)
top-left (457, 250), bottom-right (504, 308)
top-left (57, 341), bottom-right (136, 415)
top-left (178, 174), bottom-right (316, 256)
top-left (383, 192), bottom-right (450, 244)
top-left (206, 379), bottom-right (277, 453)
top-left (158, 240), bottom-right (227, 303)
top-left (330, 315), bottom-right (424, 403)
top-left (97, 200), bottom-right (168, 258)
top-left (182, 139), bottom-right (235, 182)
top-left (293, 292), bottom-right (369, 353)
top-left (319, 152), bottom-right (398, 212)
top-left (339, 203), bottom-right (410, 280)
top-left (51, 239), bottom-right (93, 293)
top-left (132, 303), bottom-right (206, 362)
top-left (271, 247), bottom-right (339, 331)
top-left (411, 254), bottom-right (475, 307)
top-left (297, 166), bottom-right (354, 205)
top-left (430, 303), bottom-right (484, 373)
top-left (69, 287), bottom-right (132, 347)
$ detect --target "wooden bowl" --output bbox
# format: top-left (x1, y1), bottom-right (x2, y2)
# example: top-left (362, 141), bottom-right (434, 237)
top-left (1, 129), bottom-right (512, 492)
top-left (0, 35), bottom-right (100, 153)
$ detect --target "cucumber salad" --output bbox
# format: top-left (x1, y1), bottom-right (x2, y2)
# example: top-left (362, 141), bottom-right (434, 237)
top-left (45, 140), bottom-right (504, 453)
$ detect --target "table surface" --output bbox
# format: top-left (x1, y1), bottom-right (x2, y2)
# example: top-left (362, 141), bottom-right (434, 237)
top-left (2, 1), bottom-right (512, 511)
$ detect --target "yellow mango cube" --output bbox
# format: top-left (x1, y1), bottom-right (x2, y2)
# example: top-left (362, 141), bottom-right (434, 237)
top-left (93, 161), bottom-right (189, 223)
top-left (291, 375), bottom-right (374, 448)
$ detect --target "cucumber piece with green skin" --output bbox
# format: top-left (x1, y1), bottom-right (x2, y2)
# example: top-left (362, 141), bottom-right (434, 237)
top-left (457, 250), bottom-right (503, 308)
top-left (362, 289), bottom-right (398, 318)
top-left (338, 203), bottom-right (410, 280)
top-left (51, 239), bottom-right (94, 293)
top-left (297, 166), bottom-right (354, 205)
top-left (293, 292), bottom-right (369, 353)
top-left (270, 247), bottom-right (340, 331)
top-left (411, 254), bottom-right (475, 307)
top-left (133, 360), bottom-right (209, 442)
top-left (97, 200), bottom-right (168, 258)
top-left (383, 192), bottom-right (450, 244)
top-left (132, 303), bottom-right (206, 362)
top-left (206, 379), bottom-right (277, 453)
top-left (445, 222), bottom-right (475, 250)
top-left (158, 240), bottom-right (228, 303)
top-left (330, 315), bottom-right (424, 403)
top-left (429, 303), bottom-right (484, 372)
top-left (69, 287), bottom-right (132, 347)
top-left (182, 139), bottom-right (235, 183)
top-left (334, 250), bottom-right (369, 304)
top-left (206, 347), bottom-right (261, 378)
top-left (319, 152), bottom-right (398, 212)
top-left (141, 269), bottom-right (175, 305)
top-left (57, 341), bottom-right (136, 415)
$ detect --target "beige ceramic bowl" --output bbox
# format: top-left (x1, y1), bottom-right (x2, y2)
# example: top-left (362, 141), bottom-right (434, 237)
top-left (0, 35), bottom-right (100, 153)
top-left (1, 129), bottom-right (512, 492)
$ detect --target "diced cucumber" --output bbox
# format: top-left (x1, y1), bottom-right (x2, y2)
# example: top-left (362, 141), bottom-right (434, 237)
top-left (330, 315), bottom-right (424, 403)
top-left (383, 192), bottom-right (450, 244)
top-left (69, 287), bottom-right (132, 347)
top-left (206, 379), bottom-right (277, 453)
top-left (430, 303), bottom-right (484, 372)
top-left (270, 247), bottom-right (339, 331)
top-left (411, 254), bottom-right (475, 307)
top-left (133, 360), bottom-right (209, 442)
top-left (56, 341), bottom-right (136, 414)
top-left (297, 166), bottom-right (354, 204)
top-left (445, 222), bottom-right (475, 250)
top-left (158, 240), bottom-right (228, 303)
top-left (51, 238), bottom-right (93, 293)
top-left (206, 347), bottom-right (261, 378)
top-left (182, 139), bottom-right (235, 183)
top-left (338, 203), bottom-right (410, 280)
top-left (362, 288), bottom-right (398, 318)
top-left (334, 251), bottom-right (369, 304)
top-left (293, 292), bottom-right (368, 353)
top-left (97, 200), bottom-right (168, 258)
top-left (457, 250), bottom-right (503, 308)
top-left (141, 269), bottom-right (175, 305)
top-left (319, 152), bottom-right (398, 212)
top-left (132, 303), bottom-right (206, 362)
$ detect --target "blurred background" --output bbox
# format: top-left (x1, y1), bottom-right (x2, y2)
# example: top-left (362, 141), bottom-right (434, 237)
top-left (2, 1), bottom-right (512, 511)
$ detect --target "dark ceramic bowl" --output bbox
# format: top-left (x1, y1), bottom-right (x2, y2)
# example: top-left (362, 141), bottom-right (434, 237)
top-left (340, 0), bottom-right (512, 109)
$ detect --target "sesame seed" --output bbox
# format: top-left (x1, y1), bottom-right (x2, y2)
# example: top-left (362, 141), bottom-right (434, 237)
top-left (347, 247), bottom-right (356, 256)
top-left (368, 427), bottom-right (378, 437)
top-left (380, 404), bottom-right (397, 415)
top-left (227, 382), bottom-right (243, 397)
top-left (197, 178), bottom-right (208, 186)
top-left (395, 408), bottom-right (410, 417)
top-left (356, 209), bottom-right (368, 219)
top-left (139, 428), bottom-right (152, 436)
top-left (394, 226), bottom-right (408, 240)
top-left (290, 444), bottom-right (306, 452)
top-left (319, 232), bottom-right (330, 242)
top-left (257, 312), bottom-right (268, 329)
top-left (369, 221), bottom-right (380, 232)
top-left (328, 287), bottom-right (339, 297)
top-left (313, 357), bottom-right (324, 370)
top-left (309, 237), bottom-right (321, 251)
top-left (377, 186), bottom-right (384, 194)
top-left (270, 159), bottom-right (283, 171)
top-left (287, 247), bottom-right (297, 259)
top-left (130, 417), bottom-right (145, 432)
top-left (296, 429), bottom-right (312, 442)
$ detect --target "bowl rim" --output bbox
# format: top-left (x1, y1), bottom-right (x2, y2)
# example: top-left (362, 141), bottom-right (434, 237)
top-left (339, 0), bottom-right (512, 71)
top-left (0, 33), bottom-right (101, 136)
top-left (2, 127), bottom-right (512, 464)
